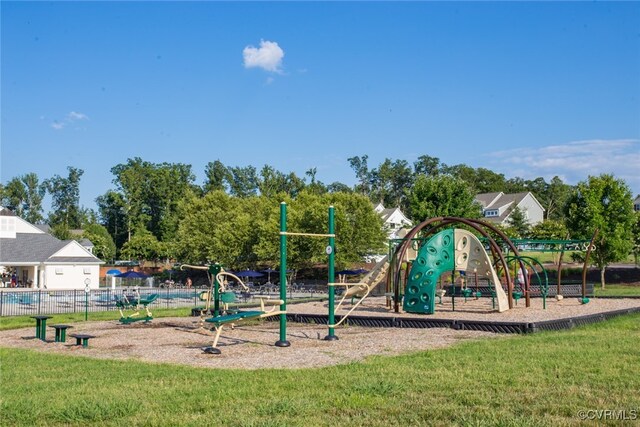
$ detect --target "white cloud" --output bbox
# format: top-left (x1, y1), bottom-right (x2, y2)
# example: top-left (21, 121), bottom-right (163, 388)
top-left (487, 139), bottom-right (640, 195)
top-left (68, 111), bottom-right (89, 121)
top-left (50, 111), bottom-right (89, 131)
top-left (243, 40), bottom-right (284, 73)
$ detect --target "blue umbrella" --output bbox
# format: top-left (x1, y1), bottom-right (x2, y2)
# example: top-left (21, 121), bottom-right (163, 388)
top-left (336, 270), bottom-right (359, 275)
top-left (106, 269), bottom-right (121, 275)
top-left (116, 271), bottom-right (149, 279)
top-left (235, 270), bottom-right (264, 278)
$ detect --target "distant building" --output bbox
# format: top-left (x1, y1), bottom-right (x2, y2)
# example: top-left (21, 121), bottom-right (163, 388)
top-left (0, 207), bottom-right (103, 289)
top-left (374, 203), bottom-right (413, 239)
top-left (474, 192), bottom-right (545, 226)
top-left (634, 195), bottom-right (640, 212)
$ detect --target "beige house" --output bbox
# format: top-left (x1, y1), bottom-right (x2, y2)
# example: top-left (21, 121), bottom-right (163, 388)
top-left (0, 207), bottom-right (103, 289)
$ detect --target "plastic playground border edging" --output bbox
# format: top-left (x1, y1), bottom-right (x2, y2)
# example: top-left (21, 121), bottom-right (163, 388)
top-left (274, 306), bottom-right (640, 334)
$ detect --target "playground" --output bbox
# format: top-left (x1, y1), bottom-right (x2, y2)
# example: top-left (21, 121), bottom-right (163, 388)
top-left (3, 204), bottom-right (639, 366)
top-left (1, 295), bottom-right (639, 369)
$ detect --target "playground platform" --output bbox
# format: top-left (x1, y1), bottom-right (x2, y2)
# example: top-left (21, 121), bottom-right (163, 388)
top-left (283, 296), bottom-right (640, 334)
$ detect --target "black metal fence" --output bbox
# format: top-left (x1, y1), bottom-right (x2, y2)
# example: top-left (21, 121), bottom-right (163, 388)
top-left (0, 288), bottom-right (206, 317)
top-left (0, 285), bottom-right (329, 317)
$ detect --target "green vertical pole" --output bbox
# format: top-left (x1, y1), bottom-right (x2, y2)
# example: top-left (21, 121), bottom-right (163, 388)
top-left (325, 206), bottom-right (338, 341)
top-left (275, 202), bottom-right (290, 347)
top-left (209, 263), bottom-right (222, 316)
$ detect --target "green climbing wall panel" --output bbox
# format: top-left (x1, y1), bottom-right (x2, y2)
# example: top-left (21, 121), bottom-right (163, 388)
top-left (403, 228), bottom-right (455, 314)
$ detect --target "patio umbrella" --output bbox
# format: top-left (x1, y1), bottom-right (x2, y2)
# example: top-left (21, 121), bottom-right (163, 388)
top-left (336, 270), bottom-right (359, 275)
top-left (234, 270), bottom-right (264, 278)
top-left (106, 269), bottom-right (121, 275)
top-left (116, 271), bottom-right (149, 279)
top-left (115, 270), bottom-right (149, 287)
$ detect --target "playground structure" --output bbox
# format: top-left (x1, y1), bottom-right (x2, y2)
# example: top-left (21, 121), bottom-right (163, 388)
top-left (115, 288), bottom-right (159, 324)
top-left (169, 212), bottom-right (599, 352)
top-left (181, 202), bottom-right (337, 354)
top-left (386, 217), bottom-right (597, 315)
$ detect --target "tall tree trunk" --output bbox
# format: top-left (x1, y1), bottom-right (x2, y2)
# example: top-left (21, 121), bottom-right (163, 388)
top-left (600, 266), bottom-right (606, 290)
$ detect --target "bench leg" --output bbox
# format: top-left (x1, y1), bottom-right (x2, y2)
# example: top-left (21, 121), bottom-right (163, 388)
top-left (75, 337), bottom-right (82, 346)
top-left (82, 338), bottom-right (89, 348)
top-left (39, 321), bottom-right (47, 341)
top-left (35, 320), bottom-right (41, 339)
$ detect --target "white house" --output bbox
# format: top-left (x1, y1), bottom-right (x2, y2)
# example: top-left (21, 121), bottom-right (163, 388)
top-left (374, 203), bottom-right (413, 239)
top-left (634, 195), bottom-right (640, 212)
top-left (0, 207), bottom-right (103, 289)
top-left (474, 192), bottom-right (545, 226)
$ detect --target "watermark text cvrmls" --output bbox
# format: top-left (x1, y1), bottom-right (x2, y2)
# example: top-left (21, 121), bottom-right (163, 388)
top-left (577, 409), bottom-right (637, 421)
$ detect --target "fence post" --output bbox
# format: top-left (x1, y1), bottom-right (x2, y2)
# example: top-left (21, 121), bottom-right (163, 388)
top-left (38, 289), bottom-right (42, 315)
top-left (74, 289), bottom-right (77, 313)
top-left (0, 290), bottom-right (3, 317)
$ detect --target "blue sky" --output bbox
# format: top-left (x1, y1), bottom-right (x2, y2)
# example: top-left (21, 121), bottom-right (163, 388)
top-left (2, 1), bottom-right (639, 212)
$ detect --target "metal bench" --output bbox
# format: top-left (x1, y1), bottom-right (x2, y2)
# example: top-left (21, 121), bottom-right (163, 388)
top-left (69, 333), bottom-right (96, 348)
top-left (50, 324), bottom-right (73, 343)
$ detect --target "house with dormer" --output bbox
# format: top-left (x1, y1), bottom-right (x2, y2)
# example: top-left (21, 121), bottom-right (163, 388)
top-left (0, 207), bottom-right (103, 289)
top-left (474, 192), bottom-right (545, 226)
top-left (373, 203), bottom-right (413, 239)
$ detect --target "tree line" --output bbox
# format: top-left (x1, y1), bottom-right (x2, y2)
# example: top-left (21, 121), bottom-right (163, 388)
top-left (1, 156), bottom-right (639, 280)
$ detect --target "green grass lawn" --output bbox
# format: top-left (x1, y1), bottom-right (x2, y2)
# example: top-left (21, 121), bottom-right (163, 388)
top-left (593, 284), bottom-right (640, 297)
top-left (1, 313), bottom-right (639, 426)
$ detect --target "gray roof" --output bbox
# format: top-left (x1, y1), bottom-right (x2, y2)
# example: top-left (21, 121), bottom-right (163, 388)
top-left (379, 208), bottom-right (397, 222)
top-left (78, 238), bottom-right (94, 248)
top-left (34, 224), bottom-right (51, 233)
top-left (474, 192), bottom-right (502, 208)
top-left (0, 207), bottom-right (16, 216)
top-left (475, 192), bottom-right (531, 224)
top-left (0, 233), bottom-right (101, 264)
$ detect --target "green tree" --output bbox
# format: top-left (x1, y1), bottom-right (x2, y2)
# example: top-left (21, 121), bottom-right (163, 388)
top-left (111, 158), bottom-right (195, 243)
top-left (120, 228), bottom-right (162, 264)
top-left (1, 177), bottom-right (27, 217)
top-left (348, 155), bottom-right (372, 196)
top-left (44, 166), bottom-right (84, 230)
top-left (327, 182), bottom-right (352, 193)
top-left (96, 190), bottom-right (128, 250)
top-left (529, 219), bottom-right (568, 240)
top-left (565, 174), bottom-right (635, 288)
top-left (227, 165), bottom-right (259, 197)
top-left (81, 223), bottom-right (116, 262)
top-left (305, 168), bottom-right (327, 195)
top-left (203, 160), bottom-right (230, 193)
top-left (258, 166), bottom-right (305, 198)
top-left (413, 155), bottom-right (441, 176)
top-left (174, 191), bottom-right (253, 266)
top-left (632, 211), bottom-right (640, 267)
top-left (21, 173), bottom-right (46, 224)
top-left (544, 176), bottom-right (572, 220)
top-left (370, 158), bottom-right (413, 209)
top-left (407, 175), bottom-right (481, 222)
top-left (507, 206), bottom-right (530, 239)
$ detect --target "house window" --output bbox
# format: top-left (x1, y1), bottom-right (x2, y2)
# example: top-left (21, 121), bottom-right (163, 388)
top-left (484, 210), bottom-right (499, 217)
top-left (635, 204), bottom-right (640, 212)
top-left (0, 217), bottom-right (15, 231)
